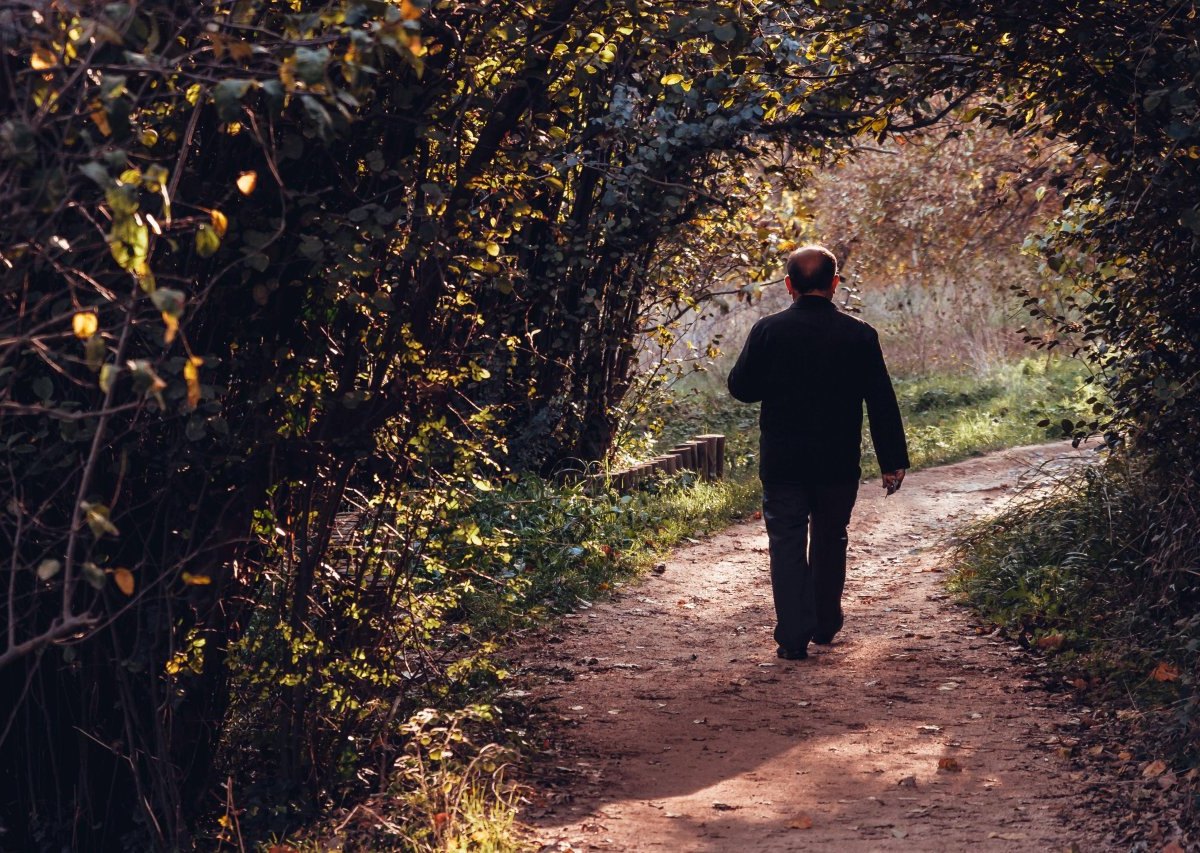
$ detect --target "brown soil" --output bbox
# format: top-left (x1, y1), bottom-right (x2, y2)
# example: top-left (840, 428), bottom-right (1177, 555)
top-left (514, 443), bottom-right (1116, 852)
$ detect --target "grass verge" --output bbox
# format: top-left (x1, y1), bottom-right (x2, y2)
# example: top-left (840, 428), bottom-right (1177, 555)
top-left (947, 459), bottom-right (1200, 834)
top-left (656, 354), bottom-right (1089, 480)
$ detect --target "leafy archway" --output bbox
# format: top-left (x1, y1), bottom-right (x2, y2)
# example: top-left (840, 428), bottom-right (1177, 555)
top-left (1, 0), bottom-right (1195, 846)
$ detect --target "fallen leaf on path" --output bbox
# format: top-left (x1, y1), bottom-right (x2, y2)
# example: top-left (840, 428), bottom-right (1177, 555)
top-left (1036, 634), bottom-right (1065, 651)
top-left (1151, 662), bottom-right (1180, 682)
top-left (712, 802), bottom-right (738, 811)
top-left (892, 828), bottom-right (908, 839)
top-left (937, 757), bottom-right (962, 773)
top-left (938, 681), bottom-right (959, 691)
top-left (988, 832), bottom-right (1027, 841)
top-left (897, 775), bottom-right (917, 788)
top-left (751, 511), bottom-right (762, 520)
top-left (787, 816), bottom-right (813, 830)
top-left (1142, 759), bottom-right (1169, 778)
top-left (917, 725), bottom-right (942, 735)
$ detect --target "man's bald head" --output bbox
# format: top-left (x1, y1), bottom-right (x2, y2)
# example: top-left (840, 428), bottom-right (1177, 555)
top-left (786, 245), bottom-right (839, 294)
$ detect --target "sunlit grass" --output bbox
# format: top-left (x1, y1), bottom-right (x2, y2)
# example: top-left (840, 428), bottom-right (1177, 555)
top-left (657, 354), bottom-right (1089, 484)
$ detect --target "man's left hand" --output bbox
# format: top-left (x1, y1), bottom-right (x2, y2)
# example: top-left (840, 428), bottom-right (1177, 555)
top-left (883, 469), bottom-right (906, 495)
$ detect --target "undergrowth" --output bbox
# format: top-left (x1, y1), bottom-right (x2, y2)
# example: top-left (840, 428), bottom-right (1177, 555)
top-left (949, 460), bottom-right (1200, 775)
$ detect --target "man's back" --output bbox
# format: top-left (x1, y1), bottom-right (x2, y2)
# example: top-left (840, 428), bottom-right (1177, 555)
top-left (727, 295), bottom-right (908, 484)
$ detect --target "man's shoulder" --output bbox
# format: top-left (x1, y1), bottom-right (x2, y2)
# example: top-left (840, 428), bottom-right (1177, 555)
top-left (755, 302), bottom-right (878, 340)
top-left (829, 308), bottom-right (879, 338)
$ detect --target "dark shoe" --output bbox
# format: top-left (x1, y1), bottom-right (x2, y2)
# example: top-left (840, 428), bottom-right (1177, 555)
top-left (776, 645), bottom-right (808, 660)
top-left (813, 612), bottom-right (844, 645)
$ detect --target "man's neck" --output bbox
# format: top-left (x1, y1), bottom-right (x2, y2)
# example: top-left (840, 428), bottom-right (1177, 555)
top-left (792, 290), bottom-right (835, 303)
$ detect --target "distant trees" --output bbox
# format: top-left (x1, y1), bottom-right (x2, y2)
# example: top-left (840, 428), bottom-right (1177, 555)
top-left (1, 0), bottom-right (1196, 847)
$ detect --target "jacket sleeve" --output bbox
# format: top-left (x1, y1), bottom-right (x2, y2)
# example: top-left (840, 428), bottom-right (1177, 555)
top-left (864, 330), bottom-right (910, 472)
top-left (727, 322), bottom-right (766, 403)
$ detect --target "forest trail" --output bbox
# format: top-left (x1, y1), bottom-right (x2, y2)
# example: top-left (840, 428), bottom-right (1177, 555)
top-left (515, 443), bottom-right (1112, 852)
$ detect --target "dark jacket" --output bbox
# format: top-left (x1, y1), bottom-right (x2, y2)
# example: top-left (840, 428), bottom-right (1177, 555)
top-left (727, 295), bottom-right (909, 484)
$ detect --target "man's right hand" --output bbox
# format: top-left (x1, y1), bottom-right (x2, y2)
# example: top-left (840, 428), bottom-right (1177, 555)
top-left (883, 469), bottom-right (906, 495)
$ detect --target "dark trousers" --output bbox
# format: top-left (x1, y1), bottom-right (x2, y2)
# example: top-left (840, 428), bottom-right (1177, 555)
top-left (762, 480), bottom-right (859, 651)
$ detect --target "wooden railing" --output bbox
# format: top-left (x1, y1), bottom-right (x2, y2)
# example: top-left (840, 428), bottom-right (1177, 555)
top-left (587, 433), bottom-right (726, 493)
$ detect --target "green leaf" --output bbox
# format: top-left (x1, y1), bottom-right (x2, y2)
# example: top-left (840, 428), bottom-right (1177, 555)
top-left (80, 161), bottom-right (111, 186)
top-left (109, 217), bottom-right (148, 271)
top-left (81, 562), bottom-right (107, 590)
top-left (213, 79), bottom-right (254, 122)
top-left (195, 224), bottom-right (221, 258)
top-left (85, 334), bottom-right (106, 372)
top-left (713, 23), bottom-right (737, 42)
top-left (293, 47), bottom-right (331, 85)
top-left (150, 288), bottom-right (186, 317)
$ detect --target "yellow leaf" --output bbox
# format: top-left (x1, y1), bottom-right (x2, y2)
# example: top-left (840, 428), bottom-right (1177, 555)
top-left (113, 568), bottom-right (135, 596)
top-left (162, 312), bottom-right (179, 344)
top-left (786, 816), bottom-right (813, 830)
top-left (181, 571), bottom-right (212, 586)
top-left (99, 363), bottom-right (116, 392)
top-left (236, 171), bottom-right (258, 195)
top-left (660, 73), bottom-right (684, 86)
top-left (184, 356), bottom-right (202, 408)
top-left (210, 209), bottom-right (228, 238)
top-left (486, 241), bottom-right (500, 257)
top-left (400, 0), bottom-right (421, 19)
top-left (73, 311), bottom-right (98, 339)
top-left (91, 106), bottom-right (112, 136)
top-left (31, 45), bottom-right (56, 70)
top-left (83, 502), bottom-right (120, 538)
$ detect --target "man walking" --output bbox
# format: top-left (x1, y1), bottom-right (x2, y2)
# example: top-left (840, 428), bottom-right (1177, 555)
top-left (728, 245), bottom-right (909, 660)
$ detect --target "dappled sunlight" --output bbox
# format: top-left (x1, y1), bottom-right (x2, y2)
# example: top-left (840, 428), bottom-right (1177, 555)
top-left (524, 446), bottom-right (1098, 850)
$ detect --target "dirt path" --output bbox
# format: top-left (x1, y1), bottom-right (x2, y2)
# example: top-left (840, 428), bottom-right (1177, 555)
top-left (514, 443), bottom-right (1114, 851)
